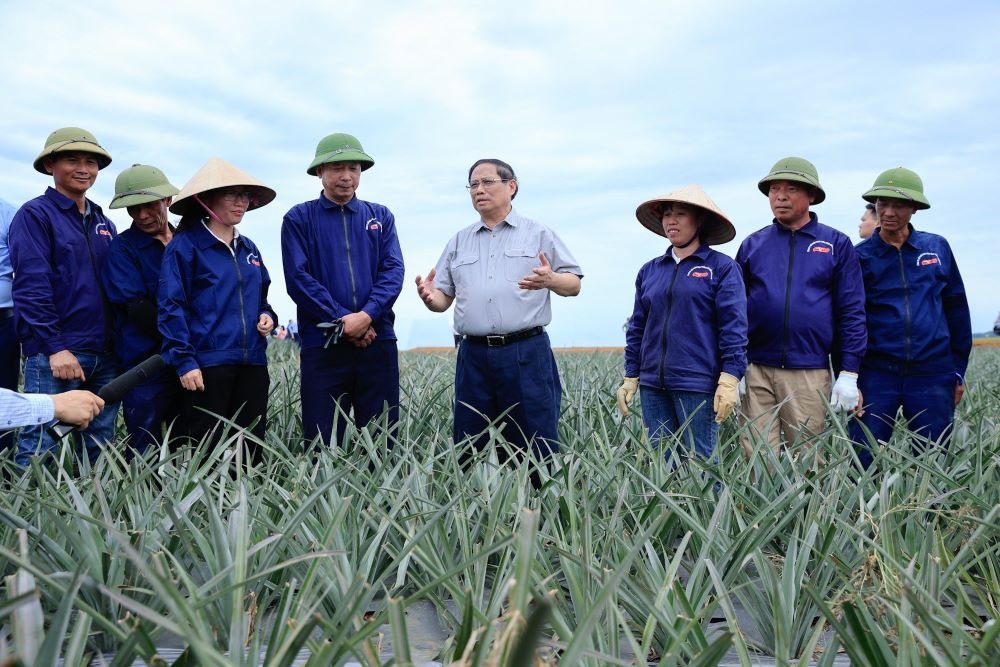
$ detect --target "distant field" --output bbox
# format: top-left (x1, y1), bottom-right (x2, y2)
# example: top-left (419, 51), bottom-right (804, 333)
top-left (413, 339), bottom-right (1000, 351)
top-left (975, 336), bottom-right (1000, 346)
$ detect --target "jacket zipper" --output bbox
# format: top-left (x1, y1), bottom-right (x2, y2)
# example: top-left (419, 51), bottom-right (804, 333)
top-left (230, 241), bottom-right (248, 363)
top-left (781, 231), bottom-right (796, 368)
top-left (342, 208), bottom-right (358, 311)
top-left (657, 260), bottom-right (681, 388)
top-left (82, 209), bottom-right (112, 350)
top-left (897, 250), bottom-right (912, 362)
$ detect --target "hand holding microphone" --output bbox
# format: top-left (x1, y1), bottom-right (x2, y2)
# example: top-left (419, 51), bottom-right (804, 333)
top-left (47, 355), bottom-right (167, 440)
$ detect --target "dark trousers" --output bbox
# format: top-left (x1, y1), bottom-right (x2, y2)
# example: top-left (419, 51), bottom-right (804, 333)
top-left (182, 364), bottom-right (269, 461)
top-left (849, 367), bottom-right (956, 469)
top-left (0, 311), bottom-right (19, 450)
top-left (300, 340), bottom-right (399, 449)
top-left (122, 369), bottom-right (183, 454)
top-left (454, 332), bottom-right (561, 465)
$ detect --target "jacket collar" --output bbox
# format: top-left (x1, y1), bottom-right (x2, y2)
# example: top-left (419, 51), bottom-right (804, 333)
top-left (193, 219), bottom-right (243, 250)
top-left (319, 192), bottom-right (358, 213)
top-left (44, 186), bottom-right (100, 216)
top-left (657, 242), bottom-right (712, 264)
top-left (771, 211), bottom-right (819, 236)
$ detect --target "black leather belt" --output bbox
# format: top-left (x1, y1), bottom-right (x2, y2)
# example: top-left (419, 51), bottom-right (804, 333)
top-left (463, 326), bottom-right (544, 347)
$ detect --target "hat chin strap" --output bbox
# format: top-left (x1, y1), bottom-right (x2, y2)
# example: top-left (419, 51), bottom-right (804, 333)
top-left (193, 194), bottom-right (223, 224)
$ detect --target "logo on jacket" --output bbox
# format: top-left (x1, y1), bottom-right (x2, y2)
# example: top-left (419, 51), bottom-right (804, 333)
top-left (366, 218), bottom-right (382, 232)
top-left (95, 222), bottom-right (113, 238)
top-left (807, 241), bottom-right (833, 254)
top-left (916, 252), bottom-right (940, 267)
top-left (687, 265), bottom-right (713, 279)
top-left (246, 252), bottom-right (261, 267)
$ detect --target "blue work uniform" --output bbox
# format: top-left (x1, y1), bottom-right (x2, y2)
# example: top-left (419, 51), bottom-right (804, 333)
top-left (849, 225), bottom-right (972, 467)
top-left (159, 221), bottom-right (275, 448)
top-left (282, 193), bottom-right (404, 449)
top-left (433, 208), bottom-right (582, 463)
top-left (625, 244), bottom-right (747, 459)
top-left (9, 187), bottom-right (119, 464)
top-left (736, 213), bottom-right (867, 372)
top-left (101, 225), bottom-right (182, 453)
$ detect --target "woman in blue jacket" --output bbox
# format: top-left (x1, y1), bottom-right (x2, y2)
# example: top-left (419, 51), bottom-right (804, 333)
top-left (616, 186), bottom-right (748, 460)
top-left (159, 158), bottom-right (277, 459)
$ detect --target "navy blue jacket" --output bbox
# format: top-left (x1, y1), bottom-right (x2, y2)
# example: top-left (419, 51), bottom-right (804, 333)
top-left (9, 187), bottom-right (117, 356)
top-left (281, 194), bottom-right (404, 349)
top-left (855, 226), bottom-right (972, 377)
top-left (102, 225), bottom-right (172, 368)
top-left (736, 214), bottom-right (867, 372)
top-left (158, 222), bottom-right (276, 375)
top-left (625, 245), bottom-right (748, 394)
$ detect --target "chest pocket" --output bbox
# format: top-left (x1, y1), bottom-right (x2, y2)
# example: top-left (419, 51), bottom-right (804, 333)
top-left (503, 248), bottom-right (538, 282)
top-left (450, 254), bottom-right (480, 289)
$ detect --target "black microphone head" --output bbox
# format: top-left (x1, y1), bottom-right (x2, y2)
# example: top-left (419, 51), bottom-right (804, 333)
top-left (98, 354), bottom-right (168, 404)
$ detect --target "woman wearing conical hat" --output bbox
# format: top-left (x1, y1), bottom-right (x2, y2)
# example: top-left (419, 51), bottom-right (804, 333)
top-left (158, 158), bottom-right (278, 461)
top-left (616, 185), bottom-right (748, 462)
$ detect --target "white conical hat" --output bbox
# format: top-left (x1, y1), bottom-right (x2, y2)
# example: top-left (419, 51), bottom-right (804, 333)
top-left (635, 184), bottom-right (736, 245)
top-left (169, 157), bottom-right (276, 216)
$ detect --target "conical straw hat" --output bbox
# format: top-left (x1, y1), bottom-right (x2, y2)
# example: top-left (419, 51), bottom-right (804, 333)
top-left (635, 184), bottom-right (736, 245)
top-left (169, 157), bottom-right (276, 216)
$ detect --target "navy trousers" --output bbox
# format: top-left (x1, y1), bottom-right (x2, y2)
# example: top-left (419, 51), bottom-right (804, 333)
top-left (300, 340), bottom-right (399, 449)
top-left (122, 369), bottom-right (183, 454)
top-left (454, 332), bottom-right (561, 463)
top-left (0, 311), bottom-right (19, 450)
top-left (849, 367), bottom-right (957, 469)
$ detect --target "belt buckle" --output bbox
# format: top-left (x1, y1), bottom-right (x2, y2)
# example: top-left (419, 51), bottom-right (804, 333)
top-left (486, 334), bottom-right (505, 347)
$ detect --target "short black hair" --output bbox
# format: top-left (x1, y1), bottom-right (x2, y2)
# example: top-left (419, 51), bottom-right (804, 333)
top-left (865, 203), bottom-right (876, 213)
top-left (468, 158), bottom-right (518, 199)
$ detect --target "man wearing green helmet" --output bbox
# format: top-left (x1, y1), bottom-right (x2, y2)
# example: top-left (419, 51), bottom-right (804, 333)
top-left (282, 133), bottom-right (404, 451)
top-left (849, 167), bottom-right (972, 468)
top-left (9, 127), bottom-right (120, 465)
top-left (101, 164), bottom-right (183, 455)
top-left (736, 157), bottom-right (867, 457)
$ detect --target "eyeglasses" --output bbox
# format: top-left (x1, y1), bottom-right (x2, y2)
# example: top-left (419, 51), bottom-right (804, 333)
top-left (466, 178), bottom-right (509, 191)
top-left (218, 189), bottom-right (253, 203)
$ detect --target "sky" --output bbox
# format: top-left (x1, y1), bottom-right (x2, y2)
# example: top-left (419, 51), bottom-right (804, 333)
top-left (2, 0), bottom-right (998, 348)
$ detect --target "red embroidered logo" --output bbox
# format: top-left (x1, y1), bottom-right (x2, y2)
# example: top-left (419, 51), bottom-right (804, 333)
top-left (916, 252), bottom-right (941, 267)
top-left (807, 241), bottom-right (834, 254)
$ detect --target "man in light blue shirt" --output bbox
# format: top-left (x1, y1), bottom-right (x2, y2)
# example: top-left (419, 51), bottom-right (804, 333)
top-left (0, 197), bottom-right (19, 392)
top-left (0, 387), bottom-right (103, 430)
top-left (416, 158), bottom-right (582, 483)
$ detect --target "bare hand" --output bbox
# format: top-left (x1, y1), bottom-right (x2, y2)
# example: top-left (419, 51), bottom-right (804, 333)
top-left (257, 313), bottom-right (274, 336)
top-left (518, 252), bottom-right (553, 291)
top-left (415, 268), bottom-right (438, 305)
top-left (341, 311), bottom-right (373, 339)
top-left (51, 390), bottom-right (104, 428)
top-left (349, 327), bottom-right (377, 348)
top-left (180, 368), bottom-right (205, 391)
top-left (854, 389), bottom-right (865, 417)
top-left (50, 350), bottom-right (85, 381)
top-left (954, 382), bottom-right (965, 406)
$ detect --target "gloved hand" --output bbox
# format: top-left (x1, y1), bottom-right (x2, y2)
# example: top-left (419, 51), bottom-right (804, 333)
top-left (714, 372), bottom-right (740, 423)
top-left (616, 377), bottom-right (639, 417)
top-left (830, 371), bottom-right (860, 411)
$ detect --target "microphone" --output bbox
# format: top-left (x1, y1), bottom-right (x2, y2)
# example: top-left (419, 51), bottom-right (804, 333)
top-left (47, 354), bottom-right (168, 440)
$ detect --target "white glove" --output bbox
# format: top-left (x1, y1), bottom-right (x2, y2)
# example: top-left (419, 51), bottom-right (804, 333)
top-left (830, 371), bottom-right (859, 412)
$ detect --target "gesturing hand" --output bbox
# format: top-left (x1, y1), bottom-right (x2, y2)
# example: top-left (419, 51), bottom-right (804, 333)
top-left (518, 252), bottom-right (553, 290)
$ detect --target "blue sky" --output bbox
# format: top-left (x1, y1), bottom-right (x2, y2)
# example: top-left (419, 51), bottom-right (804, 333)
top-left (2, 1), bottom-right (998, 348)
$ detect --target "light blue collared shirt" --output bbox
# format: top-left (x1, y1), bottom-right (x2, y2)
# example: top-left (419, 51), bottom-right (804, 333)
top-left (0, 387), bottom-right (54, 428)
top-left (433, 207), bottom-right (583, 336)
top-left (0, 198), bottom-right (18, 309)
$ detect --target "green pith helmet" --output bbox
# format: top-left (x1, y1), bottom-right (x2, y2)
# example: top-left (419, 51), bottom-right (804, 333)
top-left (307, 133), bottom-right (374, 175)
top-left (33, 126), bottom-right (113, 174)
top-left (109, 164), bottom-right (180, 209)
top-left (862, 166), bottom-right (930, 210)
top-left (757, 156), bottom-right (826, 204)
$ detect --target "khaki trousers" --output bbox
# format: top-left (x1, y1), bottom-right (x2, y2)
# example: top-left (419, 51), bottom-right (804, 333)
top-left (741, 363), bottom-right (831, 456)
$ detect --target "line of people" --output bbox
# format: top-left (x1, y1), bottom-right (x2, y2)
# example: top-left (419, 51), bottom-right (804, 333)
top-left (617, 157), bottom-right (972, 469)
top-left (0, 126), bottom-right (973, 475)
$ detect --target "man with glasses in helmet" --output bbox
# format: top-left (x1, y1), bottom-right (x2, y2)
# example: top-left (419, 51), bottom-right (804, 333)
top-left (282, 133), bottom-right (404, 451)
top-left (101, 164), bottom-right (183, 454)
top-left (736, 157), bottom-right (867, 456)
top-left (9, 127), bottom-right (120, 465)
top-left (415, 159), bottom-right (583, 483)
top-left (849, 167), bottom-right (971, 468)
